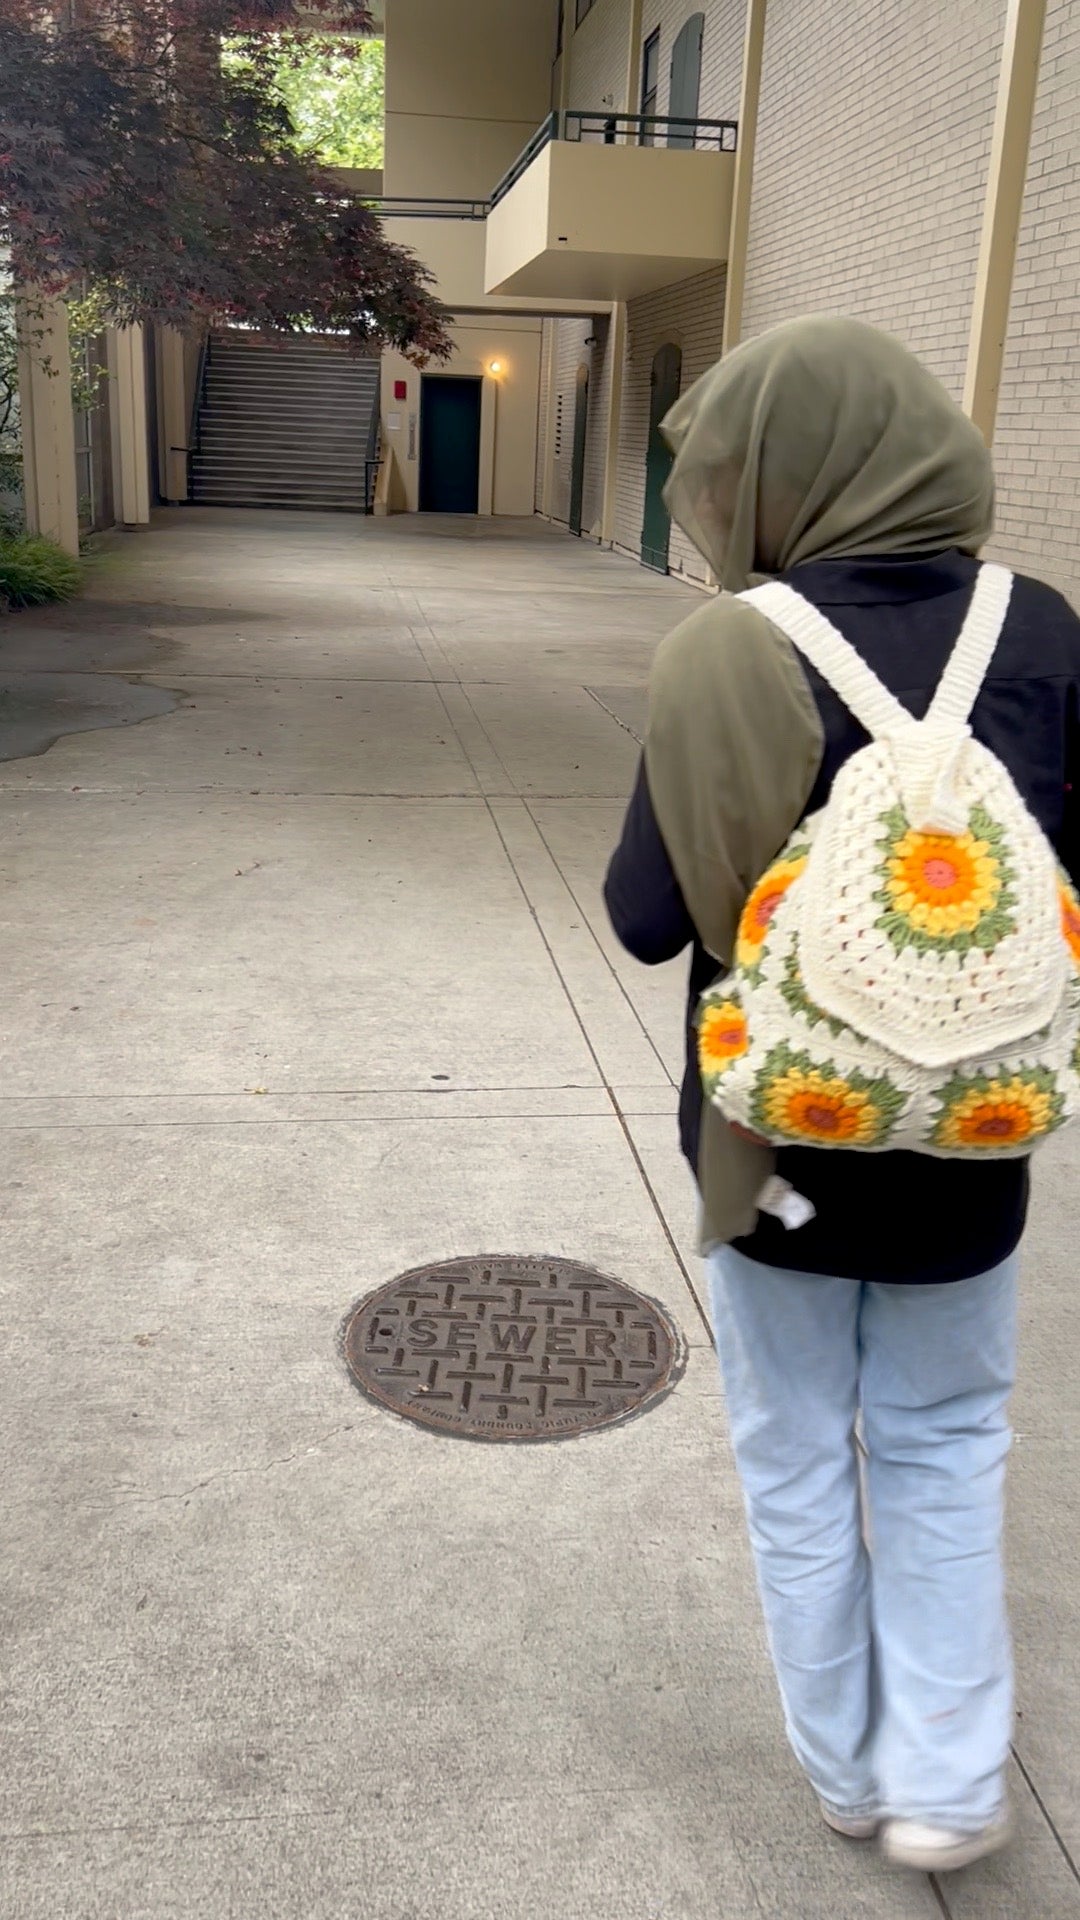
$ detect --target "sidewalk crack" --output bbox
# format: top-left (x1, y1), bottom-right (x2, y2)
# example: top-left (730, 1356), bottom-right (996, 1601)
top-left (78, 1421), bottom-right (367, 1513)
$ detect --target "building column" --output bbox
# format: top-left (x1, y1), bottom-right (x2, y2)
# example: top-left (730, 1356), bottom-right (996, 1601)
top-left (16, 295), bottom-right (79, 556)
top-left (722, 0), bottom-right (768, 355)
top-left (157, 326), bottom-right (189, 504)
top-left (540, 321), bottom-right (561, 520)
top-left (599, 303), bottom-right (628, 546)
top-left (963, 0), bottom-right (1048, 444)
top-left (621, 0), bottom-right (645, 119)
top-left (478, 374), bottom-right (497, 516)
top-left (539, 1), bottom-right (579, 522)
top-left (106, 324), bottom-right (151, 525)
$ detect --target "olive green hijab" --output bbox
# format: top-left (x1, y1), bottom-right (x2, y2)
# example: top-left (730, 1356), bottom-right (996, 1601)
top-left (662, 315), bottom-right (994, 591)
top-left (645, 317), bottom-right (995, 1247)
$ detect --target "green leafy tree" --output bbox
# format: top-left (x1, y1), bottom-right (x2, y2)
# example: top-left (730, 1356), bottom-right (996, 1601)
top-left (233, 35), bottom-right (385, 169)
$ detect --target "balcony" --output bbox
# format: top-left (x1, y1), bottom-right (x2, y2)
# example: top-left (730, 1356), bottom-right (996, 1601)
top-left (374, 196), bottom-right (597, 317)
top-left (484, 111), bottom-right (737, 302)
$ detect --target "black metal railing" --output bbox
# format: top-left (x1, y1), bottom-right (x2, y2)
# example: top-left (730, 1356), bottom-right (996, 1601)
top-left (489, 111), bottom-right (561, 208)
top-left (363, 454), bottom-right (381, 515)
top-left (170, 330), bottom-right (211, 470)
top-left (567, 109), bottom-right (737, 149)
top-left (366, 195), bottom-right (488, 221)
top-left (488, 110), bottom-right (737, 209)
top-left (361, 116), bottom-right (737, 226)
top-left (362, 392), bottom-right (382, 514)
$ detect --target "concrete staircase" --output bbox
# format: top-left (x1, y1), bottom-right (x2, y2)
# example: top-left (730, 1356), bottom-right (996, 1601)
top-left (189, 331), bottom-right (380, 512)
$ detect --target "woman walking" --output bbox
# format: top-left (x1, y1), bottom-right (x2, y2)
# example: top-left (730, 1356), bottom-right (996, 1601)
top-left (605, 317), bottom-right (1080, 1871)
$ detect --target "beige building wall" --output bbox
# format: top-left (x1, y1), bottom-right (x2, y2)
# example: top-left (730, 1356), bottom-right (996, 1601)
top-left (742, 0), bottom-right (1002, 399)
top-left (991, 0), bottom-right (1080, 601)
top-left (381, 316), bottom-right (542, 517)
top-left (384, 0), bottom-right (555, 198)
top-left (381, 0), bottom-right (553, 516)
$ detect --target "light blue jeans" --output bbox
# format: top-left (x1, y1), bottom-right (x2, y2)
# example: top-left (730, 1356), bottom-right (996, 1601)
top-left (708, 1246), bottom-right (1018, 1829)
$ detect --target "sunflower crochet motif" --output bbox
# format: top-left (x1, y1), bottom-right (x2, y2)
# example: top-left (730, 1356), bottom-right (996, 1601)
top-left (699, 566), bottom-right (1080, 1162)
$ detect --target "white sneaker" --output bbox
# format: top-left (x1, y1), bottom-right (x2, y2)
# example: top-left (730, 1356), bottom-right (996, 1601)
top-left (881, 1813), bottom-right (1014, 1872)
top-left (820, 1803), bottom-right (879, 1841)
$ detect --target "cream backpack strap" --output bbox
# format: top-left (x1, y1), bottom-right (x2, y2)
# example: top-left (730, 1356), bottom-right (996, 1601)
top-left (925, 562), bottom-right (1013, 728)
top-left (739, 581), bottom-right (912, 740)
top-left (741, 563), bottom-right (1014, 742)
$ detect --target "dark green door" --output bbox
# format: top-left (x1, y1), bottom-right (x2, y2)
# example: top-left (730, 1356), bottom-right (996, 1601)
top-left (641, 342), bottom-right (682, 573)
top-left (419, 376), bottom-right (481, 513)
top-left (568, 364), bottom-right (589, 535)
top-left (667, 13), bottom-right (704, 147)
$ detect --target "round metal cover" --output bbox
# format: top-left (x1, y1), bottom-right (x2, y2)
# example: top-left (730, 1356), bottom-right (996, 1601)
top-left (342, 1255), bottom-right (683, 1442)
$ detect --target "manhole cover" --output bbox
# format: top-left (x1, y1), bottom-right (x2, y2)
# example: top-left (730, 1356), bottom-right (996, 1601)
top-left (342, 1255), bottom-right (683, 1442)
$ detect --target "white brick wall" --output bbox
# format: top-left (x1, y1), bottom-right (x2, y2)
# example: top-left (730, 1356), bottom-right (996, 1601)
top-left (990, 0), bottom-right (1080, 605)
top-left (614, 264), bottom-right (726, 581)
top-left (742, 0), bottom-right (1002, 399)
top-left (642, 0), bottom-right (743, 123)
top-left (549, 318), bottom-right (593, 524)
top-left (567, 0), bottom-right (631, 110)
top-left (536, 0), bottom-right (1080, 614)
top-left (697, 0), bottom-right (744, 121)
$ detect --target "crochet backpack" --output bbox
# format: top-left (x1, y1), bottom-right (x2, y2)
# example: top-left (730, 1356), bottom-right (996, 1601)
top-left (699, 562), bottom-right (1080, 1158)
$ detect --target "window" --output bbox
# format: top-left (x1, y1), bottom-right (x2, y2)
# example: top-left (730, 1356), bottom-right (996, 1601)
top-left (639, 28), bottom-right (660, 143)
top-left (575, 0), bottom-right (594, 25)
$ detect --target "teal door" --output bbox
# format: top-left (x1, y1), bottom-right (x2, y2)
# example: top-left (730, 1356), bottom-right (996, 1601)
top-left (641, 343), bottom-right (682, 573)
top-left (419, 376), bottom-right (482, 513)
top-left (667, 13), bottom-right (704, 147)
top-left (568, 364), bottom-right (589, 535)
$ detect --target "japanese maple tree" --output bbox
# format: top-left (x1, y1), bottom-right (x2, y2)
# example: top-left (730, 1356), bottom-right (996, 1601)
top-left (0, 1), bottom-right (450, 361)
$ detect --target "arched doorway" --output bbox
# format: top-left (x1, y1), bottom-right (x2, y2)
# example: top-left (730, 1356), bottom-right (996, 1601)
top-left (641, 342), bottom-right (682, 573)
top-left (667, 13), bottom-right (704, 147)
top-left (569, 363), bottom-right (589, 535)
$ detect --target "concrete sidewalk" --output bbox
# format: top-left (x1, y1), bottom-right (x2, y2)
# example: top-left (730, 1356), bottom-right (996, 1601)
top-left (1, 509), bottom-right (1077, 1919)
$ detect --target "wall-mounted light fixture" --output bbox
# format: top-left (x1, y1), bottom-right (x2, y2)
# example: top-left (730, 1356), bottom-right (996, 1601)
top-left (487, 359), bottom-right (504, 376)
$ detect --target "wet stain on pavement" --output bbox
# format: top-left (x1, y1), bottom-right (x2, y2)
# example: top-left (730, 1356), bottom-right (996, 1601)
top-left (0, 672), bottom-right (180, 763)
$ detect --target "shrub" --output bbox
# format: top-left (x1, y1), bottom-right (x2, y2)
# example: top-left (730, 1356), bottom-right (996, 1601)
top-left (0, 531), bottom-right (82, 609)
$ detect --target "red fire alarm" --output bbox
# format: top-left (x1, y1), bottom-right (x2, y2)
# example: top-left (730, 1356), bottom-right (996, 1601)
top-left (394, 380), bottom-right (408, 401)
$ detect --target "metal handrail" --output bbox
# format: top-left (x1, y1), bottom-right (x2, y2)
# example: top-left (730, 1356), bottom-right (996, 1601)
top-left (489, 110), bottom-right (560, 209)
top-left (366, 195), bottom-right (488, 221)
top-left (486, 109), bottom-right (553, 207)
top-left (362, 114), bottom-right (738, 226)
top-left (488, 110), bottom-right (736, 209)
top-left (363, 385), bottom-right (382, 512)
top-left (363, 454), bottom-right (382, 516)
top-left (566, 110), bottom-right (738, 149)
top-left (170, 330), bottom-right (210, 462)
